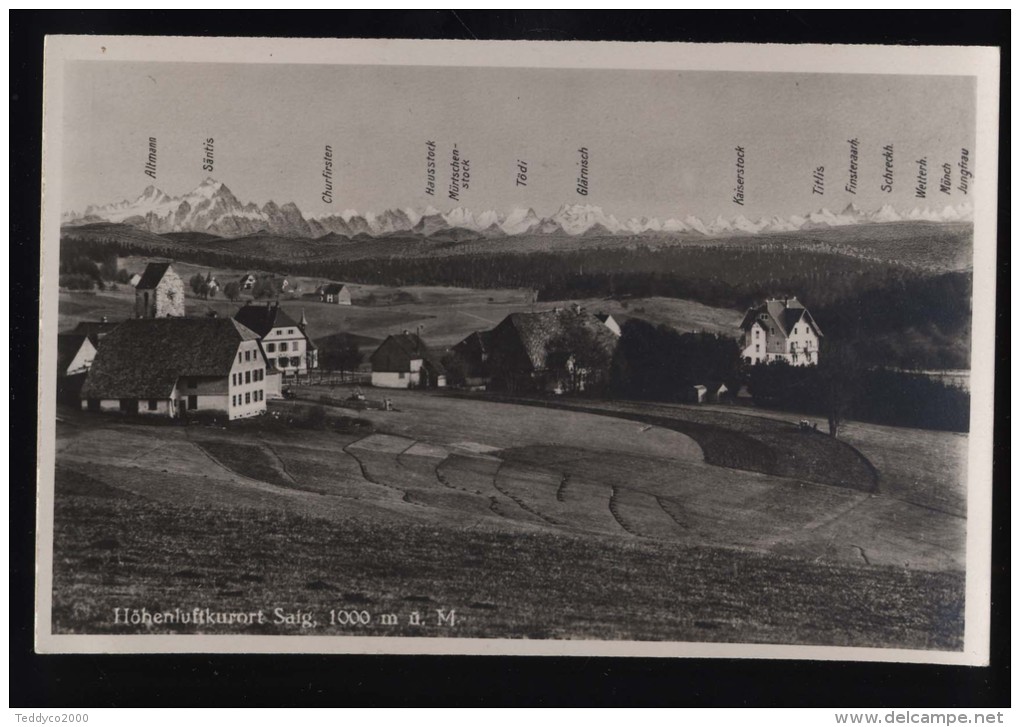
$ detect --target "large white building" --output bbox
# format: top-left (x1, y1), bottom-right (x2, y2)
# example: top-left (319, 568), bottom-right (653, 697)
top-left (234, 302), bottom-right (318, 378)
top-left (80, 317), bottom-right (269, 420)
top-left (739, 297), bottom-right (822, 366)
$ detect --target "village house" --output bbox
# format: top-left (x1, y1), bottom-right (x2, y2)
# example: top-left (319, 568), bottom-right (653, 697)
top-left (79, 317), bottom-right (269, 420)
top-left (56, 333), bottom-right (98, 404)
top-left (233, 302), bottom-right (318, 379)
top-left (319, 283), bottom-right (352, 305)
top-left (370, 332), bottom-right (446, 389)
top-left (477, 306), bottom-right (619, 393)
top-left (134, 262), bottom-right (185, 319)
top-left (739, 296), bottom-right (822, 366)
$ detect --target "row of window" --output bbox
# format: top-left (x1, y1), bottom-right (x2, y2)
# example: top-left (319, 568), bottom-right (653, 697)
top-left (265, 340), bottom-right (301, 353)
top-left (232, 390), bottom-right (264, 407)
top-left (278, 356), bottom-right (303, 369)
top-left (232, 368), bottom-right (265, 386)
top-left (237, 349), bottom-right (259, 364)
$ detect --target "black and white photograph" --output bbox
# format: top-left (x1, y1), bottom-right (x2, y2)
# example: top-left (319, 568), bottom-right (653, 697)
top-left (34, 36), bottom-right (999, 663)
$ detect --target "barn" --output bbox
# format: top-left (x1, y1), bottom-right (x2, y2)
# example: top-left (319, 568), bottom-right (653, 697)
top-left (370, 332), bottom-right (446, 389)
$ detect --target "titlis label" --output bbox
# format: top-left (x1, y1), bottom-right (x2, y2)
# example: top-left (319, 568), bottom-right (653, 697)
top-left (144, 136), bottom-right (157, 179)
top-left (812, 166), bottom-right (825, 195)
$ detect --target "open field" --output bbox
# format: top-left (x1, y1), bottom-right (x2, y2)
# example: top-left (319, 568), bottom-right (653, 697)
top-left (51, 390), bottom-right (966, 647)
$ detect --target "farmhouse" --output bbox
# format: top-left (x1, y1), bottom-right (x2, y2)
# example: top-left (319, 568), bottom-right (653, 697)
top-left (80, 317), bottom-right (269, 420)
top-left (740, 297), bottom-right (822, 366)
top-left (370, 332), bottom-right (446, 389)
top-left (135, 262), bottom-right (185, 319)
top-left (482, 306), bottom-right (619, 393)
top-left (56, 333), bottom-right (98, 404)
top-left (233, 302), bottom-right (318, 377)
top-left (319, 283), bottom-right (352, 305)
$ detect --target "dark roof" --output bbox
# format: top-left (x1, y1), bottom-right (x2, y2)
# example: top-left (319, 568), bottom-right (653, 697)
top-left (57, 334), bottom-right (93, 375)
top-left (81, 318), bottom-right (260, 399)
top-left (135, 262), bottom-right (174, 290)
top-left (321, 283), bottom-right (349, 295)
top-left (370, 333), bottom-right (445, 374)
top-left (233, 303), bottom-right (301, 337)
top-left (492, 309), bottom-right (618, 371)
top-left (739, 297), bottom-right (822, 337)
top-left (595, 312), bottom-right (614, 323)
top-left (70, 320), bottom-right (122, 346)
top-left (453, 329), bottom-right (493, 356)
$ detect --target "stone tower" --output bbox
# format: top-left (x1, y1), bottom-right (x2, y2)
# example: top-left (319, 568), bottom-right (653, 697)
top-left (135, 262), bottom-right (185, 318)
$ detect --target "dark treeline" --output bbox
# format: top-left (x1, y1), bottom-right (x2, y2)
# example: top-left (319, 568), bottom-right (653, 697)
top-left (747, 358), bottom-right (969, 433)
top-left (610, 319), bottom-right (742, 401)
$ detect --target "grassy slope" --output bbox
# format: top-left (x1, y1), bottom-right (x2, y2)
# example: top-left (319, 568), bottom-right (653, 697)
top-left (53, 468), bottom-right (963, 649)
top-left (52, 391), bottom-right (967, 647)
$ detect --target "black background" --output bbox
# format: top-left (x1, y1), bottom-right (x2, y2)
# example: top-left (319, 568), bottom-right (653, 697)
top-left (10, 10), bottom-right (1010, 707)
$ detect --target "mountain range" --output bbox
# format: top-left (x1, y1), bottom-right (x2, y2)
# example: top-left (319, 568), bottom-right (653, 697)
top-left (63, 178), bottom-right (975, 240)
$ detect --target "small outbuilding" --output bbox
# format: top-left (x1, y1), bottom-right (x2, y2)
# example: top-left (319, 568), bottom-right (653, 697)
top-left (319, 283), bottom-right (352, 305)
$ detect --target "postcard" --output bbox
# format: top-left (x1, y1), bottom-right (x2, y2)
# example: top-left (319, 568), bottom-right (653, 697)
top-left (36, 36), bottom-right (999, 663)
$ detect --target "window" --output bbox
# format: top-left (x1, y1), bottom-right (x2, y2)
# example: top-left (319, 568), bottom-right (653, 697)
top-left (398, 372), bottom-right (406, 379)
top-left (280, 342), bottom-right (288, 352)
top-left (266, 342), bottom-right (275, 352)
top-left (245, 370), bottom-right (251, 384)
top-left (148, 399), bottom-right (158, 411)
top-left (238, 353), bottom-right (242, 363)
top-left (245, 392), bottom-right (251, 404)
top-left (794, 326), bottom-right (798, 335)
top-left (279, 356), bottom-right (288, 368)
top-left (288, 328), bottom-right (295, 334)
top-left (245, 350), bottom-right (251, 362)
top-left (754, 329), bottom-right (760, 339)
top-left (188, 395), bottom-right (197, 410)
top-left (755, 344), bottom-right (760, 352)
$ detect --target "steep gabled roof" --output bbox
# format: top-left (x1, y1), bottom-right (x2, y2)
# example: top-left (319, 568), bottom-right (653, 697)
top-left (739, 297), bottom-right (821, 337)
top-left (370, 333), bottom-right (445, 374)
top-left (81, 318), bottom-right (259, 399)
top-left (233, 303), bottom-right (301, 337)
top-left (493, 308), bottom-right (618, 371)
top-left (135, 262), bottom-right (174, 290)
top-left (57, 334), bottom-right (94, 375)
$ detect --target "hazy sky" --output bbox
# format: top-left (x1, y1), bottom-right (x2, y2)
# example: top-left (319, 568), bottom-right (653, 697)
top-left (61, 61), bottom-right (976, 220)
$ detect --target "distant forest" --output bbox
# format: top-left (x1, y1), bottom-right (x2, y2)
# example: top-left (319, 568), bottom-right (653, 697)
top-left (61, 234), bottom-right (972, 370)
